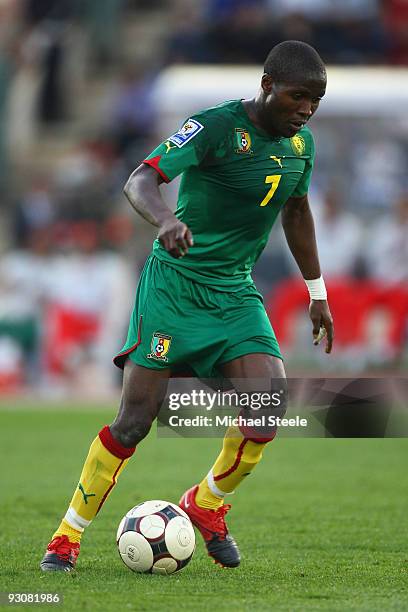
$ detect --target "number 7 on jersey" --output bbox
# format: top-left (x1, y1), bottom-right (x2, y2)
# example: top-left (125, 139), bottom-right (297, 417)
top-left (259, 175), bottom-right (282, 207)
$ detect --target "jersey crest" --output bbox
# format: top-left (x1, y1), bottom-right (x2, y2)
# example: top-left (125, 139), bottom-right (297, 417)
top-left (168, 119), bottom-right (204, 148)
top-left (147, 332), bottom-right (172, 362)
top-left (290, 134), bottom-right (306, 156)
top-left (235, 128), bottom-right (252, 154)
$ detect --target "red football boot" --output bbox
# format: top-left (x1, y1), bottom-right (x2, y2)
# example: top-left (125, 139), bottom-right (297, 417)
top-left (180, 485), bottom-right (240, 568)
top-left (40, 535), bottom-right (80, 572)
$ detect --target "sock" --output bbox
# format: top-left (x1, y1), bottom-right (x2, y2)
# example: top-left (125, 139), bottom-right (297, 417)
top-left (53, 426), bottom-right (135, 541)
top-left (54, 519), bottom-right (82, 543)
top-left (196, 425), bottom-right (272, 510)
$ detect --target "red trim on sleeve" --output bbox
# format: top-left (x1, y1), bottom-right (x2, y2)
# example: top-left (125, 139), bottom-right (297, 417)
top-left (99, 425), bottom-right (136, 459)
top-left (143, 156), bottom-right (171, 183)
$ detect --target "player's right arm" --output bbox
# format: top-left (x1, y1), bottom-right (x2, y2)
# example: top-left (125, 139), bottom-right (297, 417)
top-left (124, 113), bottom-right (216, 258)
top-left (124, 164), bottom-right (193, 258)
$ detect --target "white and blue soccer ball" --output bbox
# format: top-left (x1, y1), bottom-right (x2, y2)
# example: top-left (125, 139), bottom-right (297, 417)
top-left (117, 500), bottom-right (195, 575)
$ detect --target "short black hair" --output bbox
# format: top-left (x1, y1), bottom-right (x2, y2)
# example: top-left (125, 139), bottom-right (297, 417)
top-left (264, 41), bottom-right (326, 83)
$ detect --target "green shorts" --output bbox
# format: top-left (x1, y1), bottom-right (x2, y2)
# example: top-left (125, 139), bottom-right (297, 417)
top-left (113, 255), bottom-right (282, 378)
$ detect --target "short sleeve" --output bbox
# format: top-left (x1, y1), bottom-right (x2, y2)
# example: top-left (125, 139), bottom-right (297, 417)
top-left (291, 131), bottom-right (315, 198)
top-left (143, 115), bottom-right (216, 182)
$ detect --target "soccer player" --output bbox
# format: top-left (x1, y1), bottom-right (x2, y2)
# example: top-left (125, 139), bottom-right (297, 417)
top-left (40, 40), bottom-right (333, 571)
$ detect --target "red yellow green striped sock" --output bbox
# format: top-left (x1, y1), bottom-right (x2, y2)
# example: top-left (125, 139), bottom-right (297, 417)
top-left (53, 426), bottom-right (135, 541)
top-left (195, 426), bottom-right (269, 510)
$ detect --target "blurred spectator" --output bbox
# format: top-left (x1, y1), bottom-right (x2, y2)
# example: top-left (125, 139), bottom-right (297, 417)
top-left (23, 0), bottom-right (75, 123)
top-left (209, 3), bottom-right (276, 64)
top-left (13, 174), bottom-right (54, 246)
top-left (0, 51), bottom-right (13, 194)
top-left (316, 16), bottom-right (388, 64)
top-left (43, 221), bottom-right (134, 393)
top-left (107, 65), bottom-right (157, 156)
top-left (0, 0), bottom-right (21, 192)
top-left (350, 137), bottom-right (407, 212)
top-left (383, 0), bottom-right (408, 65)
top-left (266, 0), bottom-right (389, 65)
top-left (79, 0), bottom-right (125, 68)
top-left (6, 29), bottom-right (43, 160)
top-left (165, 4), bottom-right (216, 64)
top-left (0, 227), bottom-right (53, 389)
top-left (53, 142), bottom-right (115, 223)
top-left (365, 194), bottom-right (408, 285)
top-left (282, 188), bottom-right (364, 279)
top-left (266, 0), bottom-right (379, 21)
top-left (7, 12), bottom-right (74, 158)
top-left (277, 13), bottom-right (316, 48)
top-left (206, 0), bottom-right (267, 21)
top-left (313, 189), bottom-right (364, 278)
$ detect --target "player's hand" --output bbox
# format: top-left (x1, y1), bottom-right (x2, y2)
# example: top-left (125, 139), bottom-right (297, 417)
top-left (158, 216), bottom-right (194, 258)
top-left (309, 299), bottom-right (334, 354)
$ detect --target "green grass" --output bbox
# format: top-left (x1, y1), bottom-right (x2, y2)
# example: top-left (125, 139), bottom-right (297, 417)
top-left (0, 408), bottom-right (407, 611)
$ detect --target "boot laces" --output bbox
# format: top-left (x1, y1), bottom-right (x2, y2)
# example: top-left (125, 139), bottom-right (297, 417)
top-left (210, 504), bottom-right (231, 537)
top-left (47, 535), bottom-right (79, 561)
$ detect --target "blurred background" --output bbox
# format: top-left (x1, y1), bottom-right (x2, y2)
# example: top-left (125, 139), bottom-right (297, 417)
top-left (0, 0), bottom-right (407, 399)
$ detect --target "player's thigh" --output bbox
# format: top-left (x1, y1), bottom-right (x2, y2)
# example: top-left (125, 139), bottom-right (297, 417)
top-left (216, 284), bottom-right (284, 381)
top-left (220, 352), bottom-right (286, 382)
top-left (220, 354), bottom-right (288, 422)
top-left (122, 359), bottom-right (171, 418)
top-left (220, 353), bottom-right (287, 404)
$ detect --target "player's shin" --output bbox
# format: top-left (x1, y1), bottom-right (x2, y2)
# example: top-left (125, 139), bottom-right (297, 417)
top-left (53, 426), bottom-right (135, 542)
top-left (195, 424), bottom-right (275, 510)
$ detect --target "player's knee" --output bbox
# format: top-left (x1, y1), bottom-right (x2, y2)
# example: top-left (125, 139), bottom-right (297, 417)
top-left (118, 419), bottom-right (152, 447)
top-left (110, 401), bottom-right (155, 447)
top-left (238, 385), bottom-right (288, 441)
top-left (111, 417), bottom-right (152, 447)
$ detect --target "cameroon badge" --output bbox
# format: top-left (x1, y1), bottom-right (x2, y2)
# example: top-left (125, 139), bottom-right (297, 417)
top-left (148, 332), bottom-right (172, 362)
top-left (235, 128), bottom-right (252, 154)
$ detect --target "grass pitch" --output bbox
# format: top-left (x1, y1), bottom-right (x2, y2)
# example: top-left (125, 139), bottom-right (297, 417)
top-left (1, 407), bottom-right (407, 611)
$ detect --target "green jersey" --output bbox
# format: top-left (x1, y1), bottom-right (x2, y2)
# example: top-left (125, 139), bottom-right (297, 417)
top-left (144, 99), bottom-right (315, 290)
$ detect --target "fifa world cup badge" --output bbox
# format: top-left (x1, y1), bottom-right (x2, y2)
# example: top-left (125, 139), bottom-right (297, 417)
top-left (235, 128), bottom-right (252, 154)
top-left (148, 332), bottom-right (172, 362)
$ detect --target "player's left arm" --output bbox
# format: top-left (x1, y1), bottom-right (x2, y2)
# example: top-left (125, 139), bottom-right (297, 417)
top-left (281, 193), bottom-right (334, 354)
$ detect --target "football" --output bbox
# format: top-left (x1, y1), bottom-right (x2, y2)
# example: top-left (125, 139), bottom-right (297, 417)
top-left (116, 500), bottom-right (195, 575)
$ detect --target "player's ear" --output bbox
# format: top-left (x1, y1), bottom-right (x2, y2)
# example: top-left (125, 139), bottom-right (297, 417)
top-left (261, 73), bottom-right (273, 94)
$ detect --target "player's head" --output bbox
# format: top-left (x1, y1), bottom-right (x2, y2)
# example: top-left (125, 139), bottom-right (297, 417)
top-left (258, 41), bottom-right (327, 138)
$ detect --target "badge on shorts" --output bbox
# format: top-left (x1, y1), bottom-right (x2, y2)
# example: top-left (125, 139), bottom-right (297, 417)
top-left (147, 332), bottom-right (172, 362)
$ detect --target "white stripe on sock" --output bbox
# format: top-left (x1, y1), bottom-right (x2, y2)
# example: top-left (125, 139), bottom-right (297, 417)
top-left (207, 470), bottom-right (228, 498)
top-left (65, 507), bottom-right (91, 531)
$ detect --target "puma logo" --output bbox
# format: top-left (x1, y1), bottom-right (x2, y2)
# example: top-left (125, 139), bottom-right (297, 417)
top-left (270, 155), bottom-right (283, 168)
top-left (165, 140), bottom-right (176, 154)
top-left (78, 483), bottom-right (96, 505)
